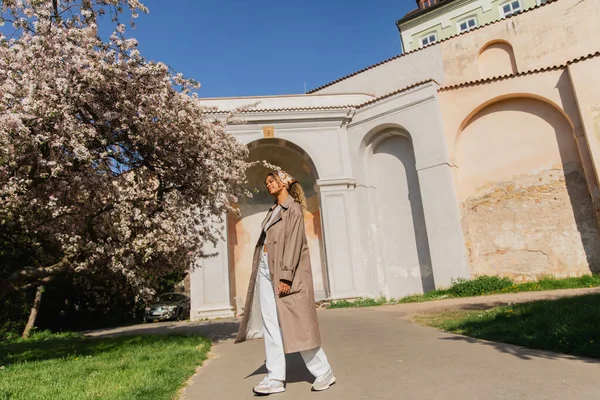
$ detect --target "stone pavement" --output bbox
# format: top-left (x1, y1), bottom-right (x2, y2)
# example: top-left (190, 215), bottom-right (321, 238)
top-left (87, 288), bottom-right (600, 400)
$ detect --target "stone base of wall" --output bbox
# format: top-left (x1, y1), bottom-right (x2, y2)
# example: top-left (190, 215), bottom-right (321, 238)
top-left (192, 306), bottom-right (235, 321)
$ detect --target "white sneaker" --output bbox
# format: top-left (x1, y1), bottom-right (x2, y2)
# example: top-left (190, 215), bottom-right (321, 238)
top-left (312, 369), bottom-right (336, 391)
top-left (253, 376), bottom-right (285, 395)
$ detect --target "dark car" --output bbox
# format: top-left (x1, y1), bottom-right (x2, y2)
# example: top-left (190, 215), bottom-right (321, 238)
top-left (144, 292), bottom-right (190, 322)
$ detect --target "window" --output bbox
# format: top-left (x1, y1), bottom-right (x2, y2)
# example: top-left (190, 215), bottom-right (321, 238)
top-left (421, 0), bottom-right (436, 9)
top-left (458, 17), bottom-right (478, 33)
top-left (501, 0), bottom-right (521, 17)
top-left (421, 32), bottom-right (437, 47)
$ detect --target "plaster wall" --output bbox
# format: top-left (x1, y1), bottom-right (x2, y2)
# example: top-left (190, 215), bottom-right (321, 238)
top-left (310, 46), bottom-right (444, 97)
top-left (439, 0), bottom-right (600, 85)
top-left (568, 57), bottom-right (600, 209)
top-left (440, 75), bottom-right (600, 280)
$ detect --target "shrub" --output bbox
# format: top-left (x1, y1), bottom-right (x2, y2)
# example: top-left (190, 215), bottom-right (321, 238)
top-left (448, 275), bottom-right (514, 297)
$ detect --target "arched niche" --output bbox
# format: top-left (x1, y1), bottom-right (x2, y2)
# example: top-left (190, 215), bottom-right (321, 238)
top-left (455, 95), bottom-right (600, 280)
top-left (363, 127), bottom-right (434, 298)
top-left (478, 40), bottom-right (518, 78)
top-left (228, 139), bottom-right (328, 314)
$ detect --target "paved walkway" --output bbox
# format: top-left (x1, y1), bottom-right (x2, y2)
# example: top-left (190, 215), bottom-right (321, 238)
top-left (88, 288), bottom-right (600, 400)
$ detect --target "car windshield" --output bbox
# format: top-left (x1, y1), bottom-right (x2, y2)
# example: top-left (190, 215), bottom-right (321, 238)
top-left (158, 293), bottom-right (181, 302)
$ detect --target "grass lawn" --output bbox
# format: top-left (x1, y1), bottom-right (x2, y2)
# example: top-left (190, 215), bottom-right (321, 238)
top-left (327, 274), bottom-right (600, 308)
top-left (414, 293), bottom-right (600, 359)
top-left (0, 331), bottom-right (210, 400)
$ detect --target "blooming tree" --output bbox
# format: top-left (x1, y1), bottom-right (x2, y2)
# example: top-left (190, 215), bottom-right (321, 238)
top-left (0, 0), bottom-right (250, 302)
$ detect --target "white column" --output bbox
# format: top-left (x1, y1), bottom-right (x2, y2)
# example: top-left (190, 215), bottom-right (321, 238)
top-left (416, 162), bottom-right (470, 287)
top-left (190, 222), bottom-right (234, 320)
top-left (317, 178), bottom-right (361, 300)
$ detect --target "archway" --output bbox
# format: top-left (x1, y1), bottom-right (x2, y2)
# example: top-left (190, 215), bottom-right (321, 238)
top-left (228, 139), bottom-right (328, 314)
top-left (478, 39), bottom-right (518, 78)
top-left (365, 128), bottom-right (434, 298)
top-left (455, 96), bottom-right (600, 280)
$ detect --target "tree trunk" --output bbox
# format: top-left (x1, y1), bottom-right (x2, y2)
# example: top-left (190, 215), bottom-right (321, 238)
top-left (22, 285), bottom-right (44, 339)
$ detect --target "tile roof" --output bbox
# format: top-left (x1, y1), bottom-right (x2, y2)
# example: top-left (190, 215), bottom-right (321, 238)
top-left (203, 105), bottom-right (354, 114)
top-left (203, 80), bottom-right (438, 114)
top-left (396, 0), bottom-right (459, 25)
top-left (307, 0), bottom-right (559, 94)
top-left (438, 51), bottom-right (600, 91)
top-left (356, 79), bottom-right (438, 109)
top-left (202, 48), bottom-right (600, 116)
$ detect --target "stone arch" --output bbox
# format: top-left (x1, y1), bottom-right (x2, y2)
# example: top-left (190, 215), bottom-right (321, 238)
top-left (362, 126), bottom-right (434, 298)
top-left (228, 138), bottom-right (328, 313)
top-left (456, 93), bottom-right (575, 137)
top-left (238, 136), bottom-right (323, 181)
top-left (455, 96), bottom-right (600, 281)
top-left (478, 39), bottom-right (518, 78)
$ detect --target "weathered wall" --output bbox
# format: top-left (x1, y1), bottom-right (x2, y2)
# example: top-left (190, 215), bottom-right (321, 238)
top-left (440, 0), bottom-right (600, 84)
top-left (455, 97), bottom-right (600, 280)
top-left (439, 69), bottom-right (591, 176)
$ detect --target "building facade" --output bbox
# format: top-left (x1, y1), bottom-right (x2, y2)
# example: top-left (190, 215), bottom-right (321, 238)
top-left (396, 0), bottom-right (542, 52)
top-left (190, 0), bottom-right (600, 320)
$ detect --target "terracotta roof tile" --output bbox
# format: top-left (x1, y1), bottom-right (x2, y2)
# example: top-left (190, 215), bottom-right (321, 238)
top-left (438, 51), bottom-right (600, 91)
top-left (307, 0), bottom-right (559, 94)
top-left (397, 0), bottom-right (459, 25)
top-left (203, 49), bottom-right (599, 115)
top-left (356, 79), bottom-right (438, 109)
top-left (203, 105), bottom-right (354, 114)
top-left (203, 80), bottom-right (439, 114)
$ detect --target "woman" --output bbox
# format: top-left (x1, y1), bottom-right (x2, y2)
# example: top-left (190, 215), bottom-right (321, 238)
top-left (235, 170), bottom-right (336, 395)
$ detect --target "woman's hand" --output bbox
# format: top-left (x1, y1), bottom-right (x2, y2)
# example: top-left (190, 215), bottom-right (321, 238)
top-left (278, 280), bottom-right (291, 296)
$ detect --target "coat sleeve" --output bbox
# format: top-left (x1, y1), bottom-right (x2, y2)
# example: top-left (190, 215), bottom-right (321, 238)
top-left (280, 207), bottom-right (304, 283)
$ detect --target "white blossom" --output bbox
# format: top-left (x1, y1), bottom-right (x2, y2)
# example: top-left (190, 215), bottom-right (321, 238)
top-left (0, 0), bottom-right (252, 298)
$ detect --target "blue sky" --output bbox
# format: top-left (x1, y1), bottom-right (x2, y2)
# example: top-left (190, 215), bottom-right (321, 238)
top-left (125, 0), bottom-right (415, 98)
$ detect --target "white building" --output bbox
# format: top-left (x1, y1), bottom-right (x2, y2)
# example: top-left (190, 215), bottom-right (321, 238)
top-left (190, 0), bottom-right (600, 320)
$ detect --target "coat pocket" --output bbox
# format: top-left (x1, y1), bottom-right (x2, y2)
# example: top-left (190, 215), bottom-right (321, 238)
top-left (278, 289), bottom-right (301, 298)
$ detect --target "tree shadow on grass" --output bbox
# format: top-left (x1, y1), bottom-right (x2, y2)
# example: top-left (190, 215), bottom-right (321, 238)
top-left (0, 319), bottom-right (242, 368)
top-left (432, 294), bottom-right (600, 364)
top-left (84, 320), bottom-right (240, 343)
top-left (0, 334), bottom-right (208, 366)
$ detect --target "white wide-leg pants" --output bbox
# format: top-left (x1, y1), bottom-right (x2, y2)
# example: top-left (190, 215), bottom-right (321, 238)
top-left (259, 252), bottom-right (331, 382)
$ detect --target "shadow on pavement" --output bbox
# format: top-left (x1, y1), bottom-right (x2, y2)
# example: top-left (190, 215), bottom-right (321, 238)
top-left (244, 352), bottom-right (314, 384)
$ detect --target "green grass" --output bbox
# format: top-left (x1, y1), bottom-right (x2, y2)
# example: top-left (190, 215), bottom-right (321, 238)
top-left (327, 296), bottom-right (388, 309)
top-left (415, 293), bottom-right (600, 358)
top-left (397, 274), bottom-right (600, 303)
top-left (0, 331), bottom-right (211, 400)
top-left (327, 274), bottom-right (600, 309)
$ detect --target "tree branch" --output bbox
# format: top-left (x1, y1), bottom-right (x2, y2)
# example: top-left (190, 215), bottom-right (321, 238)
top-left (0, 256), bottom-right (72, 302)
top-left (52, 0), bottom-right (59, 20)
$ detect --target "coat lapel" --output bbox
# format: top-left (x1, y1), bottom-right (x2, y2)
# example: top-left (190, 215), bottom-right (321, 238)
top-left (260, 208), bottom-right (273, 232)
top-left (264, 196), bottom-right (294, 231)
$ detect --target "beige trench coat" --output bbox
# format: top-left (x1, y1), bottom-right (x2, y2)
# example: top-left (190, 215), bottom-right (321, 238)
top-left (235, 195), bottom-right (322, 354)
